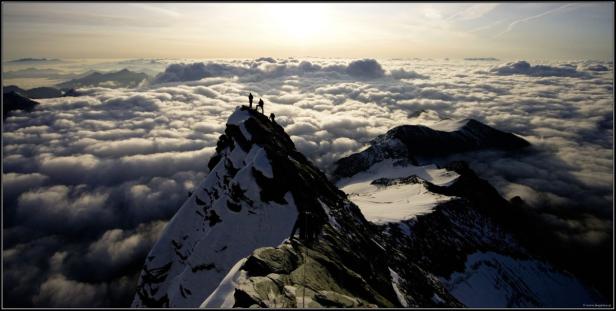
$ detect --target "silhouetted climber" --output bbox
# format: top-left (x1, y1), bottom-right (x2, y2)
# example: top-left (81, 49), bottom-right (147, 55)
top-left (289, 208), bottom-right (318, 245)
top-left (248, 92), bottom-right (254, 108)
top-left (270, 113), bottom-right (276, 122)
top-left (257, 98), bottom-right (264, 114)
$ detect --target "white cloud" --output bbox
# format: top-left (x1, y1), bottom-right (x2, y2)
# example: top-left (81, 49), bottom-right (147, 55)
top-left (2, 57), bottom-right (612, 307)
top-left (87, 221), bottom-right (167, 267)
top-left (3, 172), bottom-right (49, 199)
top-left (33, 274), bottom-right (107, 307)
top-left (489, 60), bottom-right (588, 77)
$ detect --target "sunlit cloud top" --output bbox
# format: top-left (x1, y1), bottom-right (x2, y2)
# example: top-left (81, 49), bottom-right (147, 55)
top-left (2, 2), bottom-right (613, 60)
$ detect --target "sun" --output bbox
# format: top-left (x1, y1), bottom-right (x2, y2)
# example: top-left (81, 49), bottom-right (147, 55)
top-left (265, 4), bottom-right (330, 44)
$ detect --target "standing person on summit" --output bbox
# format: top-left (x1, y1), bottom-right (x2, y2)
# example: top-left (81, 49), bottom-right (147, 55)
top-left (257, 98), bottom-right (264, 114)
top-left (248, 92), bottom-right (254, 108)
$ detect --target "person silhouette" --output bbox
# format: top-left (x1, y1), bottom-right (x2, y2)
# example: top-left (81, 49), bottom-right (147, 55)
top-left (257, 98), bottom-right (264, 114)
top-left (248, 92), bottom-right (254, 109)
top-left (270, 113), bottom-right (276, 122)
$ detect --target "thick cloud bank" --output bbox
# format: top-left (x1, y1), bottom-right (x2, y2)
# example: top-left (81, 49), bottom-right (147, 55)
top-left (152, 58), bottom-right (408, 84)
top-left (489, 60), bottom-right (589, 77)
top-left (2, 58), bottom-right (613, 307)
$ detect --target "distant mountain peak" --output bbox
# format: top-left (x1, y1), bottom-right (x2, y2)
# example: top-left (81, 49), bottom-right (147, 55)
top-left (6, 57), bottom-right (61, 63)
top-left (2, 91), bottom-right (40, 119)
top-left (334, 119), bottom-right (530, 178)
top-left (55, 68), bottom-right (148, 89)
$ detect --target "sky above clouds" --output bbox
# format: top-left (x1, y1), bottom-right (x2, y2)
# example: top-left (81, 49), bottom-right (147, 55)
top-left (2, 2), bottom-right (614, 60)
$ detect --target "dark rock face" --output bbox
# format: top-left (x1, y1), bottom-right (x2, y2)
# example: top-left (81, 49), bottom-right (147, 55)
top-left (3, 85), bottom-right (26, 94)
top-left (3, 91), bottom-right (40, 119)
top-left (393, 119), bottom-right (530, 153)
top-left (3, 85), bottom-right (65, 99)
top-left (334, 119), bottom-right (530, 178)
top-left (24, 87), bottom-right (63, 99)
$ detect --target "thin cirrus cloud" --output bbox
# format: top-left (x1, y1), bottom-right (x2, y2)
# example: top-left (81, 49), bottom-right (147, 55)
top-left (2, 57), bottom-right (613, 307)
top-left (495, 3), bottom-right (577, 38)
top-left (446, 3), bottom-right (500, 21)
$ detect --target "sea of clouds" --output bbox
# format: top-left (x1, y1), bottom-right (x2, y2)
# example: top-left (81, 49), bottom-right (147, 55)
top-left (2, 57), bottom-right (613, 306)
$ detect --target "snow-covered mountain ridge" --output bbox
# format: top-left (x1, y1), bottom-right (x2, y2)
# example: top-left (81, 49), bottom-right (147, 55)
top-left (133, 106), bottom-right (604, 308)
top-left (133, 106), bottom-right (462, 307)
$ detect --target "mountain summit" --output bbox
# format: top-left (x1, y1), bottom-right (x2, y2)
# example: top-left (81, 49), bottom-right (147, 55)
top-left (132, 106), bottom-right (461, 308)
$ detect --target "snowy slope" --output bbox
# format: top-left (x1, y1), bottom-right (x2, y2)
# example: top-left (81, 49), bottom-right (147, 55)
top-left (132, 108), bottom-right (298, 307)
top-left (429, 118), bottom-right (471, 132)
top-left (440, 252), bottom-right (602, 308)
top-left (200, 257), bottom-right (248, 308)
top-left (337, 159), bottom-right (459, 224)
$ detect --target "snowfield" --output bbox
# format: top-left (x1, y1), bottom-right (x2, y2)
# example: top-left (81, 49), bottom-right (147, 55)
top-left (337, 159), bottom-right (459, 224)
top-left (440, 251), bottom-right (603, 308)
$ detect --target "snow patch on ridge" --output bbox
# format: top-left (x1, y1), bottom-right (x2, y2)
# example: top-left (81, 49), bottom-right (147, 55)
top-left (226, 107), bottom-right (251, 126)
top-left (429, 118), bottom-right (470, 132)
top-left (239, 123), bottom-right (252, 141)
top-left (200, 258), bottom-right (248, 308)
top-left (227, 107), bottom-right (253, 141)
top-left (337, 159), bottom-right (459, 224)
top-left (389, 267), bottom-right (409, 307)
top-left (440, 251), bottom-right (602, 308)
top-left (253, 148), bottom-right (273, 178)
top-left (337, 158), bottom-right (459, 188)
top-left (319, 199), bottom-right (341, 230)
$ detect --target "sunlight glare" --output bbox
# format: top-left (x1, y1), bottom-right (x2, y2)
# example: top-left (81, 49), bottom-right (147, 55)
top-left (266, 4), bottom-right (330, 45)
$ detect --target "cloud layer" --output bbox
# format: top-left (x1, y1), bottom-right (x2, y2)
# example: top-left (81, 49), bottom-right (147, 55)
top-left (2, 58), bottom-right (613, 307)
top-left (151, 58), bottom-right (410, 84)
top-left (489, 60), bottom-right (589, 77)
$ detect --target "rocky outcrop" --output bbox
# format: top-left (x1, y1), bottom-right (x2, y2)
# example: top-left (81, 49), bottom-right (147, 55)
top-left (3, 91), bottom-right (40, 119)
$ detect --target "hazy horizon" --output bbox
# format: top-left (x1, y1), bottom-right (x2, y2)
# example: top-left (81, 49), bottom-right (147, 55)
top-left (2, 2), bottom-right (614, 60)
